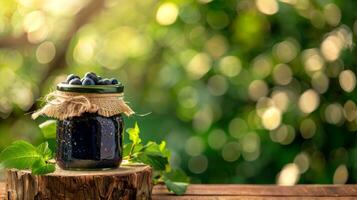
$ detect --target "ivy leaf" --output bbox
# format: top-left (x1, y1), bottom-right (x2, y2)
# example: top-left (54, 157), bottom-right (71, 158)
top-left (136, 153), bottom-right (168, 171)
top-left (39, 120), bottom-right (57, 139)
top-left (31, 159), bottom-right (55, 175)
top-left (163, 170), bottom-right (189, 195)
top-left (36, 142), bottom-right (52, 160)
top-left (0, 140), bottom-right (41, 169)
top-left (126, 122), bottom-right (141, 145)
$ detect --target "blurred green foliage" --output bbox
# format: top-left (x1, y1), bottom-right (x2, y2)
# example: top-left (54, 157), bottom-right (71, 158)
top-left (0, 0), bottom-right (357, 184)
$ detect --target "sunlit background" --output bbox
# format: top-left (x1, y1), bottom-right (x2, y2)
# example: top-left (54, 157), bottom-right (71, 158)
top-left (0, 0), bottom-right (356, 185)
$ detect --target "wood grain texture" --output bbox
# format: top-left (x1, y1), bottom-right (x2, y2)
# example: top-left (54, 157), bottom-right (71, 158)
top-left (0, 182), bottom-right (4, 200)
top-left (152, 184), bottom-right (357, 199)
top-left (2, 182), bottom-right (357, 199)
top-left (152, 196), bottom-right (356, 200)
top-left (4, 164), bottom-right (152, 200)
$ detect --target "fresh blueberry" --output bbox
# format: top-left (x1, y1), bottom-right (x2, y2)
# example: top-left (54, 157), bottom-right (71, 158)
top-left (110, 78), bottom-right (118, 85)
top-left (84, 72), bottom-right (97, 77)
top-left (84, 72), bottom-right (98, 83)
top-left (66, 74), bottom-right (80, 83)
top-left (105, 79), bottom-right (112, 85)
top-left (69, 78), bottom-right (82, 85)
top-left (82, 78), bottom-right (95, 85)
top-left (98, 78), bottom-right (111, 85)
top-left (97, 79), bottom-right (104, 85)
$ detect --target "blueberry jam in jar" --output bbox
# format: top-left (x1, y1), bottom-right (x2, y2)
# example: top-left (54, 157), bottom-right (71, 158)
top-left (56, 113), bottom-right (124, 169)
top-left (49, 76), bottom-right (133, 170)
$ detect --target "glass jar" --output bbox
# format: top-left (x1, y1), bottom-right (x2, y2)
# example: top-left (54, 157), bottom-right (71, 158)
top-left (55, 84), bottom-right (125, 169)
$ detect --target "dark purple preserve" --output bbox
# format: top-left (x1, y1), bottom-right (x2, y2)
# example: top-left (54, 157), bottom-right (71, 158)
top-left (55, 80), bottom-right (126, 170)
top-left (56, 113), bottom-right (124, 169)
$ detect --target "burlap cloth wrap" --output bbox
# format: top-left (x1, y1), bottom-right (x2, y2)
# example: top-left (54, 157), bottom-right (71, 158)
top-left (32, 90), bottom-right (134, 120)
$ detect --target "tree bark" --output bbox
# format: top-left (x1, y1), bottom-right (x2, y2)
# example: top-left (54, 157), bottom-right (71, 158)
top-left (5, 164), bottom-right (152, 200)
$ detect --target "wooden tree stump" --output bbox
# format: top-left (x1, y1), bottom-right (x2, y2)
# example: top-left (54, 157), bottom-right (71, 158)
top-left (5, 164), bottom-right (152, 200)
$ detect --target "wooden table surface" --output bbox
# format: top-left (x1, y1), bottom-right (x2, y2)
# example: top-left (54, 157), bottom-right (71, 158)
top-left (1, 182), bottom-right (357, 199)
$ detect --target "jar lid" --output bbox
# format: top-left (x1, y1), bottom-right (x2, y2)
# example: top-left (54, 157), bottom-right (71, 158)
top-left (57, 83), bottom-right (124, 93)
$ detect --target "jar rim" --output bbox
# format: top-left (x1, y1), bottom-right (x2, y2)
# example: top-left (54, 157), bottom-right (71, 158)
top-left (57, 83), bottom-right (124, 93)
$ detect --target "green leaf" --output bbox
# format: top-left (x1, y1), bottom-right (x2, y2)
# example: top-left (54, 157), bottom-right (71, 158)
top-left (164, 169), bottom-right (189, 182)
top-left (163, 170), bottom-right (189, 195)
top-left (39, 120), bottom-right (56, 139)
top-left (140, 141), bottom-right (171, 169)
top-left (0, 140), bottom-right (41, 169)
top-left (123, 143), bottom-right (143, 159)
top-left (122, 122), bottom-right (189, 195)
top-left (159, 141), bottom-right (170, 158)
top-left (136, 153), bottom-right (168, 170)
top-left (126, 122), bottom-right (141, 145)
top-left (143, 141), bottom-right (169, 155)
top-left (39, 120), bottom-right (57, 152)
top-left (31, 159), bottom-right (55, 175)
top-left (36, 142), bottom-right (52, 160)
top-left (46, 138), bottom-right (57, 154)
top-left (164, 179), bottom-right (188, 196)
top-left (142, 141), bottom-right (162, 155)
top-left (123, 144), bottom-right (131, 158)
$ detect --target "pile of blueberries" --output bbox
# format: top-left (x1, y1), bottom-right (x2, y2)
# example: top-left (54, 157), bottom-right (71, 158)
top-left (65, 72), bottom-right (119, 85)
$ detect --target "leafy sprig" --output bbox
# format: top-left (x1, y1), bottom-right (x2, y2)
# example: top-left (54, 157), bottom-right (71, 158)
top-left (123, 122), bottom-right (189, 195)
top-left (0, 120), bottom-right (189, 195)
top-left (0, 140), bottom-right (55, 175)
